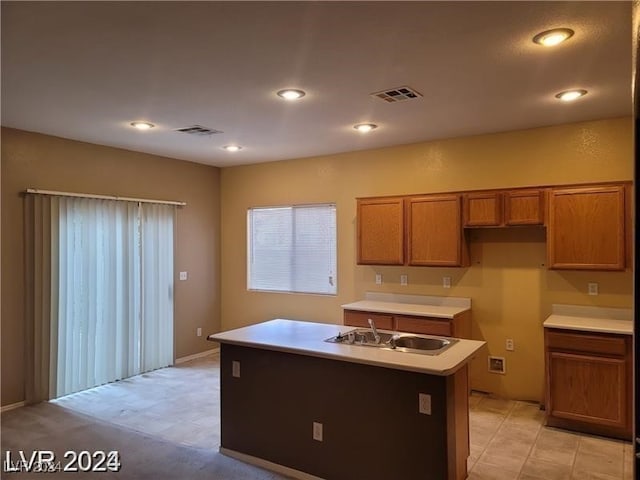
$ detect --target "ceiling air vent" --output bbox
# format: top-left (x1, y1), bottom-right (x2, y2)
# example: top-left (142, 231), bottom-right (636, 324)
top-left (174, 125), bottom-right (224, 136)
top-left (371, 86), bottom-right (423, 103)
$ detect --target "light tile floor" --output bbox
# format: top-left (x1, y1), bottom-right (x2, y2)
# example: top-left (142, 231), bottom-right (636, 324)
top-left (52, 353), bottom-right (633, 479)
top-left (467, 393), bottom-right (633, 480)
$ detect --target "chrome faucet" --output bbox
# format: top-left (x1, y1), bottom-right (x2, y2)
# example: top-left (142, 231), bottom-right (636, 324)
top-left (368, 318), bottom-right (381, 344)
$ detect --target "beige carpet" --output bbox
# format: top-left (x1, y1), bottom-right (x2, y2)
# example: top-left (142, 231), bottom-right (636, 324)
top-left (1, 401), bottom-right (287, 479)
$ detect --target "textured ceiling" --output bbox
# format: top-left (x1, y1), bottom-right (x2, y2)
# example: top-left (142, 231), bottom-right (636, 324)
top-left (1, 1), bottom-right (633, 167)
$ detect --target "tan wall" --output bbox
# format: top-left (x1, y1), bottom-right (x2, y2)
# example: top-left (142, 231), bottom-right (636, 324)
top-left (1, 127), bottom-right (221, 406)
top-left (220, 117), bottom-right (634, 402)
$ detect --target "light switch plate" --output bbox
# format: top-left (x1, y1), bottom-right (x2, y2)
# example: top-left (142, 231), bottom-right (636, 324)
top-left (232, 361), bottom-right (240, 378)
top-left (179, 271), bottom-right (188, 281)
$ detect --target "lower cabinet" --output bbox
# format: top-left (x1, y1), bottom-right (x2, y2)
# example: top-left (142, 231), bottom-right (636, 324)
top-left (343, 311), bottom-right (394, 330)
top-left (344, 309), bottom-right (470, 338)
top-left (544, 328), bottom-right (631, 440)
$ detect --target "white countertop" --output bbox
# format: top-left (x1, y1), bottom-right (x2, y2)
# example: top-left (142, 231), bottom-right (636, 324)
top-left (342, 300), bottom-right (469, 319)
top-left (342, 292), bottom-right (471, 319)
top-left (543, 304), bottom-right (633, 335)
top-left (208, 319), bottom-right (485, 376)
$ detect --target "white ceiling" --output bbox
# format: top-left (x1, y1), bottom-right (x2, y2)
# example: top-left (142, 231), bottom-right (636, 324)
top-left (1, 1), bottom-right (633, 167)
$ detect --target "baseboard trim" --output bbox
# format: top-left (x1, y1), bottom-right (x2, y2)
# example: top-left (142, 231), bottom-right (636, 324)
top-left (175, 348), bottom-right (219, 364)
top-left (1, 401), bottom-right (26, 413)
top-left (220, 448), bottom-right (324, 480)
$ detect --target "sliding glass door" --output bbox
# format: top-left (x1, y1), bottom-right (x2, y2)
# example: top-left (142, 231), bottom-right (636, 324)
top-left (55, 198), bottom-right (140, 395)
top-left (54, 197), bottom-right (175, 397)
top-left (25, 194), bottom-right (175, 400)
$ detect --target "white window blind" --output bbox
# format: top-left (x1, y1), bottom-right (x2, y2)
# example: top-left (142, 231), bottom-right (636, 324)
top-left (248, 204), bottom-right (337, 295)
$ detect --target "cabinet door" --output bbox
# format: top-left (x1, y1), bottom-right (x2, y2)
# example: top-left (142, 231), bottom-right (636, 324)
top-left (547, 351), bottom-right (627, 430)
top-left (463, 192), bottom-right (502, 226)
top-left (547, 185), bottom-right (625, 270)
top-left (357, 197), bottom-right (404, 265)
top-left (344, 310), bottom-right (394, 330)
top-left (406, 195), bottom-right (467, 266)
top-left (504, 189), bottom-right (544, 225)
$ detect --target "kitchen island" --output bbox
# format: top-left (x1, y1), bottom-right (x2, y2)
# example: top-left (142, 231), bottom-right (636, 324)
top-left (208, 319), bottom-right (485, 480)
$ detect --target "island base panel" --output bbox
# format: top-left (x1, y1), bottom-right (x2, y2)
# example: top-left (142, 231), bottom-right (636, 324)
top-left (219, 343), bottom-right (469, 480)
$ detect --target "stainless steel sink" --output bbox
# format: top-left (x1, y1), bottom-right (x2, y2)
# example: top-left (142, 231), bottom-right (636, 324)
top-left (325, 329), bottom-right (457, 355)
top-left (389, 334), bottom-right (457, 355)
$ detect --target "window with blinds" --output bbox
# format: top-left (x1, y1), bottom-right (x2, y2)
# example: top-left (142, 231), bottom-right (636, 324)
top-left (247, 204), bottom-right (337, 295)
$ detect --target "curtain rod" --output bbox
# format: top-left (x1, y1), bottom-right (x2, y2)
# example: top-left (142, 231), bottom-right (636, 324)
top-left (25, 189), bottom-right (186, 206)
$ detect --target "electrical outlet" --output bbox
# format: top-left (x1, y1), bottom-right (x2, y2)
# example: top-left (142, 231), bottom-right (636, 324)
top-left (375, 273), bottom-right (382, 285)
top-left (506, 338), bottom-right (514, 351)
top-left (232, 361), bottom-right (240, 378)
top-left (588, 282), bottom-right (599, 296)
top-left (179, 271), bottom-right (188, 281)
top-left (400, 274), bottom-right (408, 286)
top-left (443, 276), bottom-right (451, 288)
top-left (312, 422), bottom-right (323, 442)
top-left (418, 393), bottom-right (431, 415)
top-left (196, 327), bottom-right (202, 337)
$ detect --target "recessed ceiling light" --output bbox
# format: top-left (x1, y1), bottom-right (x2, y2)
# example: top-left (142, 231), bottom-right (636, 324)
top-left (223, 145), bottom-right (242, 152)
top-left (533, 28), bottom-right (574, 47)
top-left (130, 121), bottom-right (155, 130)
top-left (555, 89), bottom-right (587, 102)
top-left (353, 123), bottom-right (378, 133)
top-left (277, 89), bottom-right (306, 100)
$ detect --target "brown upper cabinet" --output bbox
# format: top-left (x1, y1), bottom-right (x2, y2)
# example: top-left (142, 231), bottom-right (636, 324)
top-left (357, 196), bottom-right (404, 265)
top-left (464, 189), bottom-right (545, 227)
top-left (357, 182), bottom-right (629, 271)
top-left (504, 189), bottom-right (545, 225)
top-left (463, 192), bottom-right (502, 226)
top-left (547, 185), bottom-right (626, 270)
top-left (406, 194), bottom-right (468, 267)
top-left (356, 194), bottom-right (468, 267)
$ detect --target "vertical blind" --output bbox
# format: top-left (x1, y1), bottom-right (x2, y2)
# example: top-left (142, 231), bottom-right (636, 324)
top-left (26, 193), bottom-right (175, 401)
top-left (140, 203), bottom-right (174, 372)
top-left (247, 204), bottom-right (337, 295)
top-left (56, 198), bottom-right (141, 394)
